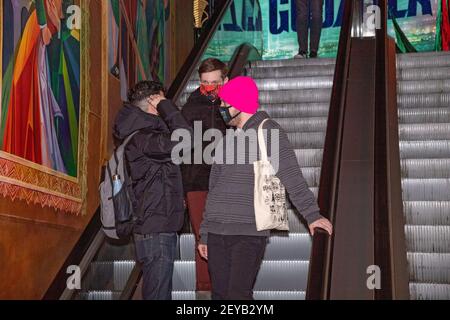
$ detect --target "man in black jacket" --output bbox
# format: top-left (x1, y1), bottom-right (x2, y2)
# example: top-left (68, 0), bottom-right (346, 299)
top-left (113, 81), bottom-right (192, 300)
top-left (181, 58), bottom-right (228, 292)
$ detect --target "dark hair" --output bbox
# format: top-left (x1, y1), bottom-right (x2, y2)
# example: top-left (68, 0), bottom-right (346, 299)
top-left (198, 58), bottom-right (228, 78)
top-left (127, 80), bottom-right (165, 103)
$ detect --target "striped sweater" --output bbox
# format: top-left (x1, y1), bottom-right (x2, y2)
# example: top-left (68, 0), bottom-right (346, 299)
top-left (199, 111), bottom-right (322, 244)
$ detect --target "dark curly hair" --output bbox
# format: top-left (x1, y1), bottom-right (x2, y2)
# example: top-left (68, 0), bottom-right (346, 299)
top-left (127, 80), bottom-right (165, 103)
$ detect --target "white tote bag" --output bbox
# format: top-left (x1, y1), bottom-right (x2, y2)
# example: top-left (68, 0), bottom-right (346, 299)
top-left (253, 119), bottom-right (289, 231)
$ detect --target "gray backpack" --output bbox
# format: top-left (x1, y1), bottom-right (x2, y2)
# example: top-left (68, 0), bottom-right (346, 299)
top-left (99, 132), bottom-right (139, 239)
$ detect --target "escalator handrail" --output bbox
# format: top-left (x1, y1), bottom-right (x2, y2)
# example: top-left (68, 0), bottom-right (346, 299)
top-left (305, 0), bottom-right (354, 300)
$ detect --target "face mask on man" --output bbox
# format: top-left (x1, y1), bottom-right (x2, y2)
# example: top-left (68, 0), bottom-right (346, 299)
top-left (200, 83), bottom-right (222, 100)
top-left (219, 106), bottom-right (241, 125)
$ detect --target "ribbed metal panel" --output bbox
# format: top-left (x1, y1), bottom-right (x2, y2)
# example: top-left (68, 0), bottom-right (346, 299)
top-left (286, 132), bottom-right (325, 149)
top-left (253, 291), bottom-right (305, 300)
top-left (399, 123), bottom-right (450, 141)
top-left (397, 79), bottom-right (450, 95)
top-left (397, 93), bottom-right (450, 108)
top-left (400, 141), bottom-right (450, 159)
top-left (259, 89), bottom-right (331, 104)
top-left (255, 77), bottom-right (333, 91)
top-left (250, 58), bottom-right (336, 68)
top-left (286, 209), bottom-right (310, 233)
top-left (273, 117), bottom-right (328, 133)
top-left (173, 261), bottom-right (196, 291)
top-left (401, 179), bottom-right (450, 201)
top-left (409, 283), bottom-right (450, 300)
top-left (401, 159), bottom-right (450, 179)
top-left (405, 225), bottom-right (450, 253)
top-left (172, 291), bottom-right (197, 300)
top-left (248, 65), bottom-right (334, 79)
top-left (299, 167), bottom-right (321, 187)
top-left (254, 261), bottom-right (309, 291)
top-left (179, 234), bottom-right (194, 261)
top-left (294, 149), bottom-right (324, 168)
top-left (398, 53), bottom-right (450, 69)
top-left (407, 253), bottom-right (450, 283)
top-left (259, 103), bottom-right (329, 118)
top-left (179, 233), bottom-right (312, 262)
top-left (403, 201), bottom-right (450, 226)
top-left (78, 291), bottom-right (121, 300)
top-left (398, 67), bottom-right (450, 81)
top-left (113, 261), bottom-right (135, 291)
top-left (398, 108), bottom-right (450, 124)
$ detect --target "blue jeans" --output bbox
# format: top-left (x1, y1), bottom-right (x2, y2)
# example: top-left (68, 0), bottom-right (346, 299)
top-left (134, 232), bottom-right (177, 300)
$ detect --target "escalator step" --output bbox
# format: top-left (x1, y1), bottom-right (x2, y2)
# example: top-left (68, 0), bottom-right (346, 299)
top-left (179, 233), bottom-right (311, 261)
top-left (399, 123), bottom-right (450, 141)
top-left (254, 261), bottom-right (309, 291)
top-left (255, 77), bottom-right (333, 91)
top-left (76, 290), bottom-right (122, 300)
top-left (405, 225), bottom-right (450, 253)
top-left (401, 179), bottom-right (450, 201)
top-left (409, 283), bottom-right (450, 300)
top-left (398, 67), bottom-right (450, 81)
top-left (272, 117), bottom-right (328, 133)
top-left (294, 149), bottom-right (324, 168)
top-left (173, 260), bottom-right (309, 292)
top-left (259, 89), bottom-right (332, 104)
top-left (398, 108), bottom-right (450, 124)
top-left (83, 261), bottom-right (135, 291)
top-left (400, 141), bottom-right (450, 159)
top-left (250, 58), bottom-right (336, 68)
top-left (287, 132), bottom-right (325, 149)
top-left (172, 291), bottom-right (197, 300)
top-left (248, 65), bottom-right (335, 79)
top-left (401, 159), bottom-right (450, 179)
top-left (397, 53), bottom-right (450, 69)
top-left (403, 201), bottom-right (450, 226)
top-left (397, 79), bottom-right (450, 95)
top-left (253, 291), bottom-right (305, 300)
top-left (397, 92), bottom-right (450, 108)
top-left (260, 103), bottom-right (329, 118)
top-left (408, 252), bottom-right (450, 283)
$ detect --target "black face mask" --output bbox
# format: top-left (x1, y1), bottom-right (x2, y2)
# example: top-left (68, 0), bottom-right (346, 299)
top-left (219, 106), bottom-right (241, 124)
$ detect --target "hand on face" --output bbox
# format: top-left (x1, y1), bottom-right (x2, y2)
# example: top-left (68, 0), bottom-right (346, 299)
top-left (148, 93), bottom-right (166, 108)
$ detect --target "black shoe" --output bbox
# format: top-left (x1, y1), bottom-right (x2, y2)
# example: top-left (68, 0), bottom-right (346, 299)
top-left (309, 51), bottom-right (318, 58)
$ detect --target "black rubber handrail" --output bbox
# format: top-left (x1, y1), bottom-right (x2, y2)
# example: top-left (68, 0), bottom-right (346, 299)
top-left (305, 0), bottom-right (354, 300)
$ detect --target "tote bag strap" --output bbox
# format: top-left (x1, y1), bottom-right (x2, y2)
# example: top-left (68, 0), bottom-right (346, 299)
top-left (257, 119), bottom-right (270, 162)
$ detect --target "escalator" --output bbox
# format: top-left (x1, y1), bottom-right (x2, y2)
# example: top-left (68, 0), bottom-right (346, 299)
top-left (397, 51), bottom-right (450, 299)
top-left (45, 0), bottom-right (450, 301)
top-left (172, 58), bottom-right (336, 300)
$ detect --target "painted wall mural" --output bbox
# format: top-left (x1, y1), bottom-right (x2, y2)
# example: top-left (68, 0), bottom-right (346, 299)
top-left (0, 0), bottom-right (89, 214)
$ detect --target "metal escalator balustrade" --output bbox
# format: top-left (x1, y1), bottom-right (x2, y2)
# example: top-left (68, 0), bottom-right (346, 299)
top-left (173, 57), bottom-right (336, 300)
top-left (397, 51), bottom-right (450, 300)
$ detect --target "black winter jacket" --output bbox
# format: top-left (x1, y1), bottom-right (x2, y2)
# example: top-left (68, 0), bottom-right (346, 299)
top-left (180, 89), bottom-right (227, 194)
top-left (113, 100), bottom-right (193, 234)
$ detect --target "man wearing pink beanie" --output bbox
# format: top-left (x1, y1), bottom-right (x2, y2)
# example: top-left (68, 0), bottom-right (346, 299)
top-left (198, 76), bottom-right (333, 300)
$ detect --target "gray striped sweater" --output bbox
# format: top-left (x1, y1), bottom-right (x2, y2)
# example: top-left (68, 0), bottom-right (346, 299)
top-left (199, 111), bottom-right (323, 244)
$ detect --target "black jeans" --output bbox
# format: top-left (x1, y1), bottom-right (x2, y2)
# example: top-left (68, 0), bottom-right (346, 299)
top-left (134, 232), bottom-right (177, 300)
top-left (207, 233), bottom-right (267, 300)
top-left (296, 0), bottom-right (324, 54)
